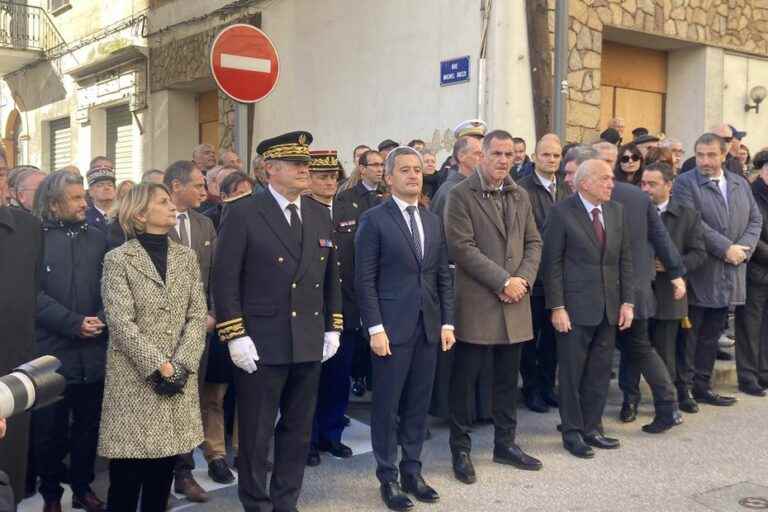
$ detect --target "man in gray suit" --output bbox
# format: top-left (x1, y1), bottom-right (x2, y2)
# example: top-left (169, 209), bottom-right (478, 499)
top-left (164, 161), bottom-right (219, 500)
top-left (543, 159), bottom-right (634, 459)
top-left (671, 132), bottom-right (762, 407)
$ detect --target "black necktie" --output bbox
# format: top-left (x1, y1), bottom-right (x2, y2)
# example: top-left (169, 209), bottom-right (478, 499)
top-left (287, 204), bottom-right (302, 245)
top-left (406, 206), bottom-right (423, 260)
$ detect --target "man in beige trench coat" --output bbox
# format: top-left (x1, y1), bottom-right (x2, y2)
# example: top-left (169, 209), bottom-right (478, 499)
top-left (444, 129), bottom-right (543, 485)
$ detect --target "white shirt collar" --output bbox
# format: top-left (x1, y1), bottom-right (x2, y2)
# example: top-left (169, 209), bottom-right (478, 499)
top-left (361, 180), bottom-right (378, 192)
top-left (391, 194), bottom-right (418, 213)
top-left (269, 184), bottom-right (301, 212)
top-left (535, 171), bottom-right (554, 190)
top-left (656, 200), bottom-right (669, 213)
top-left (578, 193), bottom-right (602, 214)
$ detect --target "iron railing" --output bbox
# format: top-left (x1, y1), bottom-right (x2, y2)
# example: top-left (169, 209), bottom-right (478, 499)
top-left (0, 1), bottom-right (65, 54)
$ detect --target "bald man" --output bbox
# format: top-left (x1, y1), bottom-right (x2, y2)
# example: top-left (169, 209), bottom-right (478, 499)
top-left (609, 118), bottom-right (625, 140)
top-left (543, 159), bottom-right (634, 459)
top-left (518, 135), bottom-right (568, 412)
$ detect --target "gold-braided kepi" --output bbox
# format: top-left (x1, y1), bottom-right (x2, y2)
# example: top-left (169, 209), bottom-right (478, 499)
top-left (309, 150), bottom-right (342, 173)
top-left (257, 131), bottom-right (313, 162)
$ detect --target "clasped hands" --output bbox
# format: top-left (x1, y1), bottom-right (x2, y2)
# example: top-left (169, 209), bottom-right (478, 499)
top-left (80, 316), bottom-right (105, 338)
top-left (149, 361), bottom-right (189, 397)
top-left (497, 277), bottom-right (528, 304)
top-left (725, 244), bottom-right (750, 266)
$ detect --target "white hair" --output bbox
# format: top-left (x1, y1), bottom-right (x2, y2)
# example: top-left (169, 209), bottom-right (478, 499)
top-left (573, 159), bottom-right (605, 189)
top-left (659, 138), bottom-right (682, 148)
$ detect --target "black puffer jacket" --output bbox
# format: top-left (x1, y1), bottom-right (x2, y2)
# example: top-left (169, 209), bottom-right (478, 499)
top-left (36, 219), bottom-right (108, 383)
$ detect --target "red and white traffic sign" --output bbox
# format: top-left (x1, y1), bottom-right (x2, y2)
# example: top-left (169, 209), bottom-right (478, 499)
top-left (210, 24), bottom-right (280, 103)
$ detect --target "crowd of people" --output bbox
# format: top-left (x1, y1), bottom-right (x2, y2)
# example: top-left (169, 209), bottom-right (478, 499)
top-left (0, 116), bottom-right (767, 512)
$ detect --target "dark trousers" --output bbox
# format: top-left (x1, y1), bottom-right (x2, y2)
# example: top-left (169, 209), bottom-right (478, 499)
top-left (236, 362), bottom-right (321, 512)
top-left (32, 381), bottom-right (103, 502)
top-left (520, 295), bottom-right (557, 394)
top-left (175, 336), bottom-right (209, 477)
top-left (649, 319), bottom-right (683, 390)
top-left (686, 306), bottom-right (730, 393)
top-left (557, 317), bottom-right (615, 435)
top-left (351, 329), bottom-right (372, 382)
top-left (449, 341), bottom-right (522, 454)
top-left (371, 321), bottom-right (436, 484)
top-left (311, 329), bottom-right (356, 445)
top-left (107, 457), bottom-right (175, 512)
top-left (617, 319), bottom-right (677, 413)
top-left (735, 281), bottom-right (768, 386)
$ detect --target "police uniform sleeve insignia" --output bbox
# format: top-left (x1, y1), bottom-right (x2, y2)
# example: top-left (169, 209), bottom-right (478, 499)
top-left (332, 313), bottom-right (343, 331)
top-left (216, 317), bottom-right (246, 342)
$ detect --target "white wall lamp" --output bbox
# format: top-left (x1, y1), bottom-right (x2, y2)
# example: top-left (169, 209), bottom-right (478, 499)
top-left (744, 85), bottom-right (767, 114)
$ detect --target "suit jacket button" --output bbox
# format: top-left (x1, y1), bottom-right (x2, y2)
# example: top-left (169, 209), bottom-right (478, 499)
top-left (292, 283), bottom-right (297, 288)
top-left (314, 312), bottom-right (319, 316)
top-left (315, 283), bottom-right (320, 288)
top-left (278, 257), bottom-right (284, 263)
top-left (292, 311), bottom-right (297, 317)
top-left (320, 256), bottom-right (325, 261)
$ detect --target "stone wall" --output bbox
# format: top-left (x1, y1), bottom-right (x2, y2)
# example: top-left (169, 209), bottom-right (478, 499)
top-left (544, 0), bottom-right (768, 142)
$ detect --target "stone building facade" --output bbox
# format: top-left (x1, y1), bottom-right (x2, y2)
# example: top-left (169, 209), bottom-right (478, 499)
top-left (537, 0), bottom-right (768, 150)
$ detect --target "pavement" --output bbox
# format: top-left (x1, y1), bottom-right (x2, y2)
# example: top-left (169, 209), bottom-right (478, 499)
top-left (20, 346), bottom-right (768, 512)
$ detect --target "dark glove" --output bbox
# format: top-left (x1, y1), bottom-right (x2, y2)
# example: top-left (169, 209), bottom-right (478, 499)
top-left (148, 365), bottom-right (189, 397)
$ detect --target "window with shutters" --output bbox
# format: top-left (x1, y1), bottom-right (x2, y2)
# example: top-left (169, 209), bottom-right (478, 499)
top-left (49, 117), bottom-right (71, 171)
top-left (106, 105), bottom-right (134, 182)
top-left (48, 0), bottom-right (71, 14)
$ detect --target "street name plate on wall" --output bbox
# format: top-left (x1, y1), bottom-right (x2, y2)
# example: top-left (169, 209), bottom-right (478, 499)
top-left (440, 56), bottom-right (470, 86)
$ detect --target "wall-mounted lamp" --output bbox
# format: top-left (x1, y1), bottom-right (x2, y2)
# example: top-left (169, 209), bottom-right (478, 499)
top-left (745, 85), bottom-right (767, 114)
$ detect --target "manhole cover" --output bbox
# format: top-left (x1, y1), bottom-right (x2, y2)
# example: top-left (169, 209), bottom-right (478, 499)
top-left (693, 482), bottom-right (768, 511)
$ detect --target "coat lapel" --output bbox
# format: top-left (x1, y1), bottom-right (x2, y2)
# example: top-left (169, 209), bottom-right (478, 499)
top-left (125, 239), bottom-right (164, 287)
top-left (293, 200), bottom-right (319, 282)
top-left (165, 241), bottom-right (184, 292)
top-left (385, 199), bottom-right (421, 265)
top-left (471, 190), bottom-right (506, 238)
top-left (502, 186), bottom-right (519, 240)
top-left (256, 190), bottom-right (301, 260)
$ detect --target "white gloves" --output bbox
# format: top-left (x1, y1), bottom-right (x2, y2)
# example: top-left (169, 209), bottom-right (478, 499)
top-left (322, 331), bottom-right (341, 362)
top-left (228, 336), bottom-right (259, 374)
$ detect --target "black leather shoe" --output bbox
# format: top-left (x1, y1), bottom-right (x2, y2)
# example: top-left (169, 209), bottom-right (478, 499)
top-left (451, 451), bottom-right (477, 484)
top-left (72, 492), bottom-right (105, 512)
top-left (306, 445), bottom-right (321, 467)
top-left (692, 389), bottom-right (737, 406)
top-left (541, 388), bottom-right (559, 407)
top-left (619, 401), bottom-right (638, 423)
top-left (583, 432), bottom-right (620, 449)
top-left (207, 458), bottom-right (235, 484)
top-left (716, 348), bottom-right (733, 361)
top-left (401, 473), bottom-right (439, 503)
top-left (380, 481), bottom-right (414, 511)
top-left (174, 475), bottom-right (209, 503)
top-left (678, 390), bottom-right (699, 413)
top-left (739, 382), bottom-right (767, 397)
top-left (758, 378), bottom-right (768, 389)
top-left (562, 431), bottom-right (594, 459)
top-left (524, 390), bottom-right (549, 413)
top-left (493, 444), bottom-right (543, 471)
top-left (318, 439), bottom-right (353, 458)
top-left (351, 377), bottom-right (366, 397)
top-left (641, 415), bottom-right (678, 434)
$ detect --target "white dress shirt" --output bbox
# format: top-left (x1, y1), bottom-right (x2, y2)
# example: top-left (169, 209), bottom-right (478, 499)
top-left (175, 211), bottom-right (192, 245)
top-left (369, 195), bottom-right (453, 336)
top-left (535, 171), bottom-right (555, 196)
top-left (656, 200), bottom-right (669, 214)
top-left (269, 184), bottom-right (302, 224)
top-left (711, 173), bottom-right (728, 207)
top-left (578, 193), bottom-right (604, 229)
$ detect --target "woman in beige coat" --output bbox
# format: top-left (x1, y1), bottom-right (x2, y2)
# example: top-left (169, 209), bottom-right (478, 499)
top-left (99, 183), bottom-right (207, 512)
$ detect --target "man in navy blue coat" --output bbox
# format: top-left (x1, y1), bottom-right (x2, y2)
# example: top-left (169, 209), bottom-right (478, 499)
top-left (355, 146), bottom-right (455, 511)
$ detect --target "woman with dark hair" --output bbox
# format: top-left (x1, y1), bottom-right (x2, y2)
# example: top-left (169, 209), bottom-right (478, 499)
top-left (99, 182), bottom-right (207, 512)
top-left (615, 143), bottom-right (644, 186)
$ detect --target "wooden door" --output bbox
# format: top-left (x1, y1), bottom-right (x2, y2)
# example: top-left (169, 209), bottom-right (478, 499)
top-left (198, 90), bottom-right (219, 148)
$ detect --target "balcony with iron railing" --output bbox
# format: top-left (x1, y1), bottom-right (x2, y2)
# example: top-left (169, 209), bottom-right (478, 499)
top-left (0, 1), bottom-right (65, 74)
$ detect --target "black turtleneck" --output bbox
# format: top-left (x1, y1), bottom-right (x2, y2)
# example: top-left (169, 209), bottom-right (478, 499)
top-left (137, 232), bottom-right (169, 282)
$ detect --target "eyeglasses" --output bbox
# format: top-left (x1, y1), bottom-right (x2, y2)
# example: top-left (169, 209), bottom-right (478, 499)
top-left (620, 154), bottom-right (641, 164)
top-left (722, 137), bottom-right (733, 143)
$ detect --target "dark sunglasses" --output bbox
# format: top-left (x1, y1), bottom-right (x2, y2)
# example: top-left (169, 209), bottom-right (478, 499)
top-left (620, 154), bottom-right (641, 164)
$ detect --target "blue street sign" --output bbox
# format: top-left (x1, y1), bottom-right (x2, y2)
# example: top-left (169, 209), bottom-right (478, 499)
top-left (440, 56), bottom-right (470, 87)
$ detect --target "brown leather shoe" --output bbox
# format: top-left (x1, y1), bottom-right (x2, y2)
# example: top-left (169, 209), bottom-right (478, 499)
top-left (72, 492), bottom-right (106, 512)
top-left (43, 502), bottom-right (63, 512)
top-left (174, 475), bottom-right (209, 503)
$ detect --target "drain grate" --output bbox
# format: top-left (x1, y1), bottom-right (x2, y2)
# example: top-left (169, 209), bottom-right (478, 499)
top-left (692, 482), bottom-right (768, 511)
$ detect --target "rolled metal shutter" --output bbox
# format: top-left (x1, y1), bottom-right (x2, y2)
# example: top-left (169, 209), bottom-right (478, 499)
top-left (49, 117), bottom-right (71, 171)
top-left (106, 105), bottom-right (133, 182)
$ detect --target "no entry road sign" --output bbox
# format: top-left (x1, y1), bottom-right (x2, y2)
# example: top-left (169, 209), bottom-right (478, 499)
top-left (210, 24), bottom-right (280, 103)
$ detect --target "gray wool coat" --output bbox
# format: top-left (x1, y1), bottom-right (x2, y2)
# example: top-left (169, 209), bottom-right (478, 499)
top-left (444, 171), bottom-right (542, 344)
top-left (98, 239), bottom-right (207, 459)
top-left (671, 168), bottom-right (763, 308)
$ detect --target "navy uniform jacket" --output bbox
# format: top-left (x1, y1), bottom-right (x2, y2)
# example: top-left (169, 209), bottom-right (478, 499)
top-left (212, 188), bottom-right (343, 365)
top-left (354, 198), bottom-right (454, 346)
top-left (85, 206), bottom-right (109, 232)
top-left (333, 182), bottom-right (384, 330)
